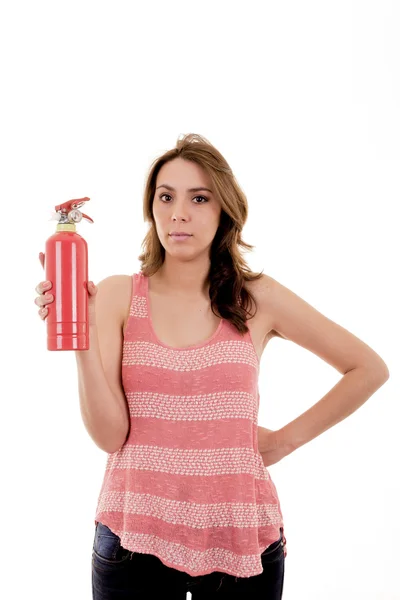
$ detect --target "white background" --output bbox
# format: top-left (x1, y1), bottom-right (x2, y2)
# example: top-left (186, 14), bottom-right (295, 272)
top-left (1, 1), bottom-right (398, 598)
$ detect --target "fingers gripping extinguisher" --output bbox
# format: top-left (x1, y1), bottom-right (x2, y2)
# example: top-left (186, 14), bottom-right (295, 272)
top-left (43, 197), bottom-right (94, 351)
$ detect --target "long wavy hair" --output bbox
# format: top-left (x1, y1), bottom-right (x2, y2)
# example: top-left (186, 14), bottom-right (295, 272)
top-left (138, 133), bottom-right (264, 335)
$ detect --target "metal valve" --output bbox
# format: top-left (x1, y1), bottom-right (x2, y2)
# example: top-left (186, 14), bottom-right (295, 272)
top-left (68, 209), bottom-right (83, 223)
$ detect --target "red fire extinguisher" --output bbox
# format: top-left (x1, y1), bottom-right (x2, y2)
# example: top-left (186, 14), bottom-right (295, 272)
top-left (43, 196), bottom-right (94, 351)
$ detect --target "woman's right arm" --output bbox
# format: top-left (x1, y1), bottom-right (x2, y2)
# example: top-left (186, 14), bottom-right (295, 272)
top-left (75, 275), bottom-right (131, 454)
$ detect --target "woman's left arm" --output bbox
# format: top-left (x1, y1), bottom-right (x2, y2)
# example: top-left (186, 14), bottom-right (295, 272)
top-left (256, 275), bottom-right (389, 461)
top-left (258, 366), bottom-right (388, 459)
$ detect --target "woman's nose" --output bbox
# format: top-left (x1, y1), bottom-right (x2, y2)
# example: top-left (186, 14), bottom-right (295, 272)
top-left (171, 208), bottom-right (189, 220)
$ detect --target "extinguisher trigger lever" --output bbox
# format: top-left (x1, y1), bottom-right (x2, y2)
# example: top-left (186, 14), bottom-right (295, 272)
top-left (82, 213), bottom-right (94, 224)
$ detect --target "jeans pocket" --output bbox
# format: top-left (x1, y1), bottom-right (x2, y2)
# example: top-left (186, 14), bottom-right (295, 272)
top-left (260, 529), bottom-right (284, 563)
top-left (92, 522), bottom-right (132, 566)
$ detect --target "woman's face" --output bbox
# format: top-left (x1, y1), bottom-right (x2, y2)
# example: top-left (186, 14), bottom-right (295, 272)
top-left (152, 158), bottom-right (222, 258)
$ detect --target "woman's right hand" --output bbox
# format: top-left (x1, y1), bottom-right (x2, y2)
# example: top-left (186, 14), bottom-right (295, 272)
top-left (35, 252), bottom-right (98, 324)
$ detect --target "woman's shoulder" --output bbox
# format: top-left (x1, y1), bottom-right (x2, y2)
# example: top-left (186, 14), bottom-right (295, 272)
top-left (97, 273), bottom-right (133, 296)
top-left (96, 274), bottom-right (134, 329)
top-left (244, 273), bottom-right (283, 340)
top-left (244, 272), bottom-right (275, 308)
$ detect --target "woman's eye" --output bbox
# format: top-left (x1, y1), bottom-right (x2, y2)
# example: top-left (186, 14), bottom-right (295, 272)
top-left (159, 194), bottom-right (208, 204)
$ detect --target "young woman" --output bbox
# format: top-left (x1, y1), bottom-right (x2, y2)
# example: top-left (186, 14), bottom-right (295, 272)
top-left (35, 133), bottom-right (389, 599)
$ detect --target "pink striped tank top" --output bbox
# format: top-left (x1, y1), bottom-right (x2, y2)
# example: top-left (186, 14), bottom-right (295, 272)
top-left (94, 271), bottom-right (286, 578)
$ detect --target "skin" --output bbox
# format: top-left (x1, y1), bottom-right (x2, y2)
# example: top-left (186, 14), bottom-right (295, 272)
top-left (151, 157), bottom-right (222, 299)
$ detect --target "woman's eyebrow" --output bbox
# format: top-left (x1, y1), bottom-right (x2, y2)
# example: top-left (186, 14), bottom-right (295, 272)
top-left (156, 184), bottom-right (213, 193)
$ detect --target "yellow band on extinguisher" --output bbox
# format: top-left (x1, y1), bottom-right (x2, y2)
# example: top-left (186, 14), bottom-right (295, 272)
top-left (56, 224), bottom-right (76, 231)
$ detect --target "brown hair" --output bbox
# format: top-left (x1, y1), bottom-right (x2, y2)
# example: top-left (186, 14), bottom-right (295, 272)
top-left (138, 133), bottom-right (264, 335)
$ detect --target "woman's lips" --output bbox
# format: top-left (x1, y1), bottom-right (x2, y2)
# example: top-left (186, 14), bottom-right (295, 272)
top-left (169, 234), bottom-right (192, 240)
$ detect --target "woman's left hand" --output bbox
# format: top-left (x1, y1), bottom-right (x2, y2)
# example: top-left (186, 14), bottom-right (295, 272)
top-left (258, 427), bottom-right (290, 467)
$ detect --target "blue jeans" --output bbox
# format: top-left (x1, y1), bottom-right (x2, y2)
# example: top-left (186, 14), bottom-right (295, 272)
top-left (92, 522), bottom-right (285, 599)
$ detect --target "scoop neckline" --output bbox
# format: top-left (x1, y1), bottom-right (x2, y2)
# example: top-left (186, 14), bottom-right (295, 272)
top-left (142, 272), bottom-right (224, 351)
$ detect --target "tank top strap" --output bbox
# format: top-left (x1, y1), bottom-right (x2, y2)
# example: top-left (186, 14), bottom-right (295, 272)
top-left (123, 272), bottom-right (150, 340)
top-left (132, 271), bottom-right (146, 302)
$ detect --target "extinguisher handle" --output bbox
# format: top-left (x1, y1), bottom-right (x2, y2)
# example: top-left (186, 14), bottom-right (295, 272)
top-left (54, 196), bottom-right (90, 213)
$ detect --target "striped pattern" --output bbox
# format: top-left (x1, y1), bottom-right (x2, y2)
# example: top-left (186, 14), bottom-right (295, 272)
top-left (94, 271), bottom-right (286, 577)
top-left (122, 339), bottom-right (259, 371)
